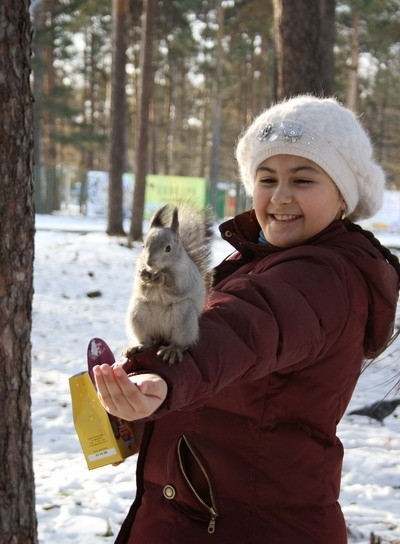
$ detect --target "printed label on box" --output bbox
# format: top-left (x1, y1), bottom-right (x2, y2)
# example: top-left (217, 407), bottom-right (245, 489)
top-left (69, 370), bottom-right (138, 470)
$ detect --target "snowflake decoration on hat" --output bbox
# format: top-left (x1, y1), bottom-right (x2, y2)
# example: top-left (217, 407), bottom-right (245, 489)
top-left (256, 121), bottom-right (303, 143)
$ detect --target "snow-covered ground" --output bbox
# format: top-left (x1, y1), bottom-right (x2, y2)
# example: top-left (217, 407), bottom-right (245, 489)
top-left (32, 214), bottom-right (400, 543)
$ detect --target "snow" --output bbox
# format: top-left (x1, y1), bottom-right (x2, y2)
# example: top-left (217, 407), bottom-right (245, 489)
top-left (32, 214), bottom-right (400, 543)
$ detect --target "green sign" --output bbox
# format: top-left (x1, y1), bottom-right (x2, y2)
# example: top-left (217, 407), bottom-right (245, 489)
top-left (146, 174), bottom-right (206, 215)
top-left (124, 174), bottom-right (207, 218)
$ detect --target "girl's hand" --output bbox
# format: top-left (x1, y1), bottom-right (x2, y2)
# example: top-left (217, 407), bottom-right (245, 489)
top-left (93, 364), bottom-right (168, 421)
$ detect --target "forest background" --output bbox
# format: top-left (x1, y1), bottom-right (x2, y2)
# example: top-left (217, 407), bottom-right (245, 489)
top-left (1, 2), bottom-right (400, 542)
top-left (32, 0), bottom-right (400, 232)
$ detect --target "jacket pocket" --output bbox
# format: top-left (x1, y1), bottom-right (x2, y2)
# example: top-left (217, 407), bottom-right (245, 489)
top-left (164, 434), bottom-right (219, 534)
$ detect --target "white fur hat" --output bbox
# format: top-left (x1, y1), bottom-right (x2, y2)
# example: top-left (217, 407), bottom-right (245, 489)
top-left (235, 95), bottom-right (385, 221)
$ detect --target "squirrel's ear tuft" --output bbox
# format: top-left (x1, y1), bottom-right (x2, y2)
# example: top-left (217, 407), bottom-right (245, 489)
top-left (171, 207), bottom-right (179, 233)
top-left (150, 205), bottom-right (169, 228)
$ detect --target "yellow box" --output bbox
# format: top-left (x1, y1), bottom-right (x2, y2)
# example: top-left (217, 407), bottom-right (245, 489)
top-left (69, 370), bottom-right (139, 469)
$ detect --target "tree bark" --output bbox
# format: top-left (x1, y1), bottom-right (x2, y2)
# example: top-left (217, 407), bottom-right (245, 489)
top-left (273, 0), bottom-right (334, 99)
top-left (0, 1), bottom-right (37, 542)
top-left (129, 0), bottom-right (155, 242)
top-left (31, 0), bottom-right (45, 214)
top-left (319, 0), bottom-right (336, 96)
top-left (107, 0), bottom-right (129, 236)
top-left (209, 0), bottom-right (224, 213)
top-left (345, 8), bottom-right (360, 111)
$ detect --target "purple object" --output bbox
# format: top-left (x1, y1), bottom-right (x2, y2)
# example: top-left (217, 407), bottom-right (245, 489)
top-left (87, 337), bottom-right (116, 383)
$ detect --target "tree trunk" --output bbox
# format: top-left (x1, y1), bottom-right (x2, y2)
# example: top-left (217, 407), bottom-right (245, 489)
top-left (345, 8), bottom-right (360, 111)
top-left (107, 0), bottom-right (129, 236)
top-left (0, 1), bottom-right (37, 543)
top-left (83, 27), bottom-right (97, 171)
top-left (31, 0), bottom-right (45, 214)
top-left (209, 0), bottom-right (224, 213)
top-left (273, 0), bottom-right (333, 99)
top-left (129, 0), bottom-right (155, 242)
top-left (319, 0), bottom-right (336, 96)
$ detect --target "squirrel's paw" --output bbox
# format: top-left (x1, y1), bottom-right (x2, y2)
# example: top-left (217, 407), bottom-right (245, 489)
top-left (139, 268), bottom-right (165, 286)
top-left (157, 345), bottom-right (185, 365)
top-left (122, 344), bottom-right (147, 359)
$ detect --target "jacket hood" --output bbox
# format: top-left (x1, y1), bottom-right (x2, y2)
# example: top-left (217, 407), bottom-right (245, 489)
top-left (218, 211), bottom-right (399, 359)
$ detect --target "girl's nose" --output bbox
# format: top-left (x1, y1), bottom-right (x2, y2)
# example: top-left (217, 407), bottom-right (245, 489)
top-left (270, 182), bottom-right (292, 204)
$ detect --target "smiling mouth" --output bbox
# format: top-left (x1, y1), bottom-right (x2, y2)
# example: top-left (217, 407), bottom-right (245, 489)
top-left (270, 214), bottom-right (300, 221)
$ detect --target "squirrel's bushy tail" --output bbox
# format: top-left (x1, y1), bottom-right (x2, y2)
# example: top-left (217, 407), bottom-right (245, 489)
top-left (157, 203), bottom-right (215, 287)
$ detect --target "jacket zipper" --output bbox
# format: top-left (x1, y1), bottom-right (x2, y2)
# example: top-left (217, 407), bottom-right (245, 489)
top-left (177, 434), bottom-right (219, 534)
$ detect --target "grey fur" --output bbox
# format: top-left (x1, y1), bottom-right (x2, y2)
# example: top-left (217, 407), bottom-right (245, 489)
top-left (126, 204), bottom-right (214, 365)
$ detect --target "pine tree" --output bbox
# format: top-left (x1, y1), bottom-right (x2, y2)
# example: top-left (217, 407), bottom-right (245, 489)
top-left (0, 0), bottom-right (37, 541)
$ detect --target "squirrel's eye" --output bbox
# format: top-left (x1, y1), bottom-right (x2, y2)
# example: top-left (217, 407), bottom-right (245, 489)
top-left (165, 245), bottom-right (171, 253)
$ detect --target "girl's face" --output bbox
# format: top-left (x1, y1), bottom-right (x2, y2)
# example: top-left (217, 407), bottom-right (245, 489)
top-left (253, 154), bottom-right (346, 248)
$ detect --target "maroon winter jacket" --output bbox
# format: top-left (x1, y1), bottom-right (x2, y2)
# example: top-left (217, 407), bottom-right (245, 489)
top-left (115, 212), bottom-right (399, 544)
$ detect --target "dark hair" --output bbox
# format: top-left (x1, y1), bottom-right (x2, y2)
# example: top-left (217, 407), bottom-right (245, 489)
top-left (343, 219), bottom-right (400, 277)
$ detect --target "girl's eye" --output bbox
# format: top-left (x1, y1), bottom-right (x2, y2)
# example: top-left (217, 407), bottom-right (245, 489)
top-left (258, 177), bottom-right (276, 185)
top-left (295, 178), bottom-right (312, 185)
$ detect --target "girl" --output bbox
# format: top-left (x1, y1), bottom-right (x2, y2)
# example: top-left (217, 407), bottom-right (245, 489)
top-left (94, 95), bottom-right (400, 544)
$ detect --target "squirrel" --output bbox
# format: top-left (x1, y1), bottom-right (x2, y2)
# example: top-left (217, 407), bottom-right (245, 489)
top-left (125, 203), bottom-right (214, 365)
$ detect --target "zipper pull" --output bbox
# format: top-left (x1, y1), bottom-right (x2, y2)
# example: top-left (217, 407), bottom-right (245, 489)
top-left (207, 508), bottom-right (218, 534)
